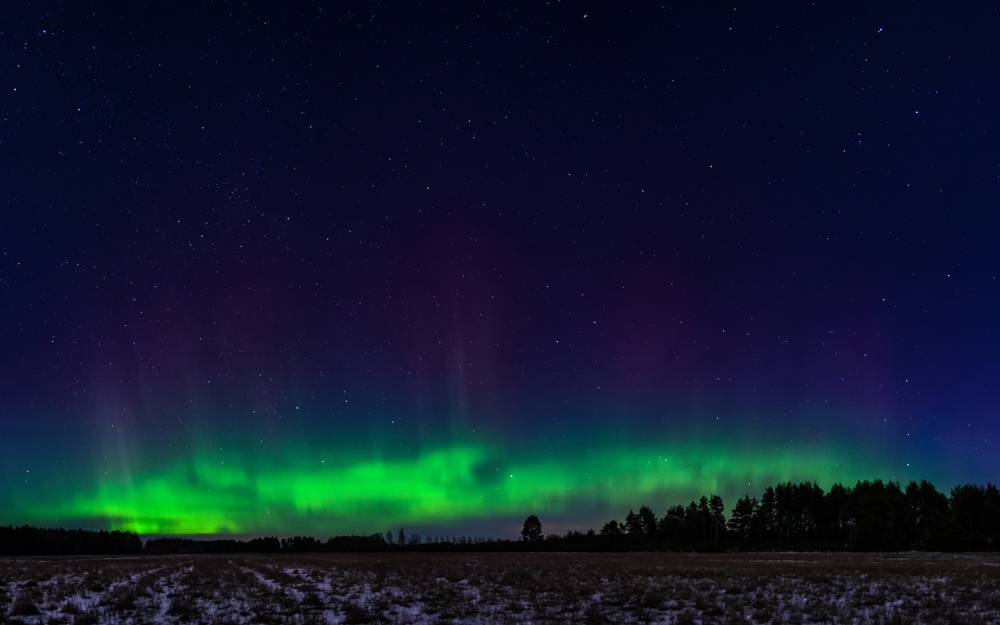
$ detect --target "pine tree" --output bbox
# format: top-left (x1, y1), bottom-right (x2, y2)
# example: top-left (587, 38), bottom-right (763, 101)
top-left (521, 515), bottom-right (543, 541)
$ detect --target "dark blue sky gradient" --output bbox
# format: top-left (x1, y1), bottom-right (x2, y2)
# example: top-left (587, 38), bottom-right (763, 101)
top-left (1, 2), bottom-right (999, 527)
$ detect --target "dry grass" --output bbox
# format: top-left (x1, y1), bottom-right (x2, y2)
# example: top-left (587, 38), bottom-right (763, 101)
top-left (0, 552), bottom-right (997, 623)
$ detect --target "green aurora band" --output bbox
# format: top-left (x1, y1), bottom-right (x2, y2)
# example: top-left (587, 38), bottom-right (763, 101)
top-left (13, 435), bottom-right (885, 536)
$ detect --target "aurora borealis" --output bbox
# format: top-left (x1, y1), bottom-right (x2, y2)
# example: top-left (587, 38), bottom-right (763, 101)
top-left (12, 427), bottom-right (882, 536)
top-left (2, 3), bottom-right (999, 538)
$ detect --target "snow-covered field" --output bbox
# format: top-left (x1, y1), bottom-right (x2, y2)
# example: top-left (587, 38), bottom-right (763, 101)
top-left (0, 551), bottom-right (998, 624)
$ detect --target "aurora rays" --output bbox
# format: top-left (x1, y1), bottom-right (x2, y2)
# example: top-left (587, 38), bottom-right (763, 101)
top-left (9, 424), bottom-right (884, 536)
top-left (3, 3), bottom-right (999, 541)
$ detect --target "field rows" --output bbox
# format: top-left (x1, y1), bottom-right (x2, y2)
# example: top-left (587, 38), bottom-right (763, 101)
top-left (0, 552), bottom-right (998, 624)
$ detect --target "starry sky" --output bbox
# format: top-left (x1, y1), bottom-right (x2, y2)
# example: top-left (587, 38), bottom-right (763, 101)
top-left (1, 2), bottom-right (998, 538)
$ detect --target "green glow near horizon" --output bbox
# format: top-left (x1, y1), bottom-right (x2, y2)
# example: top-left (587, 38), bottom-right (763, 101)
top-left (15, 436), bottom-right (881, 536)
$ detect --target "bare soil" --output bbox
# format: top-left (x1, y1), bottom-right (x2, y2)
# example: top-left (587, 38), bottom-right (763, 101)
top-left (0, 551), bottom-right (997, 623)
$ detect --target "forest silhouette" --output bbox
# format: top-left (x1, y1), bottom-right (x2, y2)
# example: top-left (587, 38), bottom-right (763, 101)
top-left (3, 479), bottom-right (998, 555)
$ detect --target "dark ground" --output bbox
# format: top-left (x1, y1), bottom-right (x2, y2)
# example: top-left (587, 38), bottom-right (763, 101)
top-left (1, 552), bottom-right (998, 623)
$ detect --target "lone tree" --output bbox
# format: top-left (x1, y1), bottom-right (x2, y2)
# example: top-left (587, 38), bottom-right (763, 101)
top-left (521, 515), bottom-right (543, 541)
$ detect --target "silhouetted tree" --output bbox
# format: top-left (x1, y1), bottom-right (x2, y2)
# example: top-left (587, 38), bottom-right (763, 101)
top-left (849, 480), bottom-right (904, 551)
top-left (986, 484), bottom-right (1000, 550)
top-left (905, 480), bottom-right (948, 548)
top-left (624, 509), bottom-right (643, 536)
top-left (759, 486), bottom-right (777, 542)
top-left (656, 505), bottom-right (683, 544)
top-left (638, 505), bottom-right (658, 540)
top-left (697, 497), bottom-right (711, 543)
top-left (825, 483), bottom-right (851, 548)
top-left (950, 484), bottom-right (991, 549)
top-left (709, 495), bottom-right (725, 545)
top-left (521, 515), bottom-right (542, 541)
top-left (729, 495), bottom-right (757, 544)
top-left (683, 501), bottom-right (701, 544)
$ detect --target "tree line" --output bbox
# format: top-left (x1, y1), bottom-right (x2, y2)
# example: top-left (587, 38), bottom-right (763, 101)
top-left (143, 535), bottom-right (393, 554)
top-left (144, 533), bottom-right (502, 554)
top-left (529, 479), bottom-right (1000, 552)
top-left (0, 526), bottom-right (504, 556)
top-left (0, 526), bottom-right (142, 555)
top-left (1, 478), bottom-right (997, 555)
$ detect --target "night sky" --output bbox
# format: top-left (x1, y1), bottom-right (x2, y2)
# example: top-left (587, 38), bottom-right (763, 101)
top-left (2, 2), bottom-right (999, 538)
